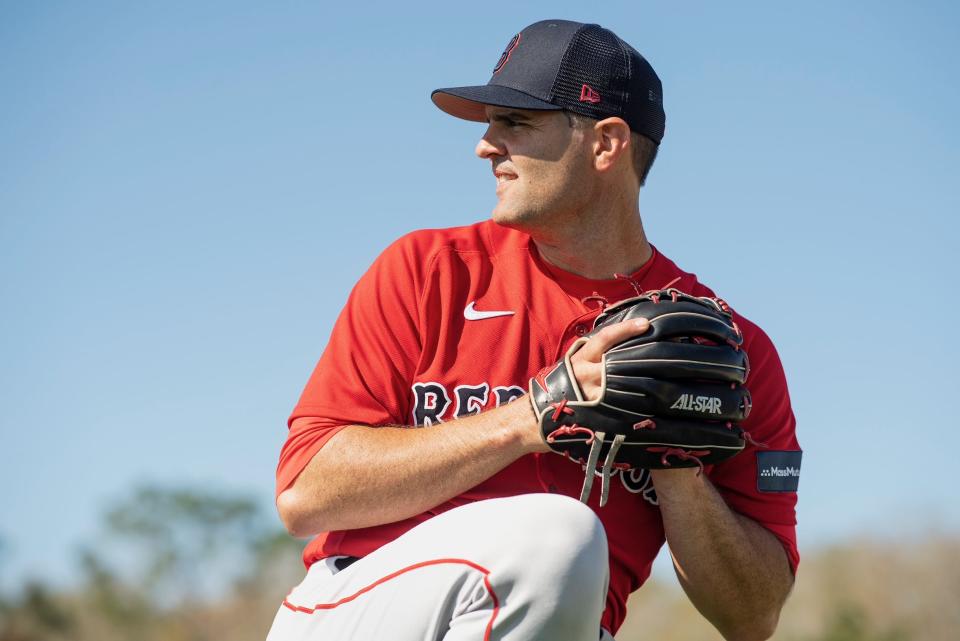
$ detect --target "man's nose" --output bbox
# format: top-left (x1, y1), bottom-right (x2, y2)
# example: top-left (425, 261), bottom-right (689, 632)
top-left (475, 129), bottom-right (505, 159)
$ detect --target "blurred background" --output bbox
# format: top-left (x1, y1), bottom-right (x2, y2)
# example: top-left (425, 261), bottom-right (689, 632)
top-left (1, 1), bottom-right (958, 640)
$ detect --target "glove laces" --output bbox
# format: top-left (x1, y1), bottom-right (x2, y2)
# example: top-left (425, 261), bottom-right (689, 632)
top-left (545, 400), bottom-right (638, 507)
top-left (646, 447), bottom-right (711, 475)
top-left (578, 432), bottom-right (628, 507)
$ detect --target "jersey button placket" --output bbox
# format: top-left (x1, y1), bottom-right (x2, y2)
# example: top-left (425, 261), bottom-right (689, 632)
top-left (553, 311), bottom-right (601, 361)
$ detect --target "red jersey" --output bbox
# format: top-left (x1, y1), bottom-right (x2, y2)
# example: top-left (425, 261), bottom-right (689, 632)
top-left (278, 220), bottom-right (800, 634)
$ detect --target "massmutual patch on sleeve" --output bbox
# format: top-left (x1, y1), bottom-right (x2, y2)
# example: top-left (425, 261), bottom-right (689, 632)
top-left (756, 450), bottom-right (802, 492)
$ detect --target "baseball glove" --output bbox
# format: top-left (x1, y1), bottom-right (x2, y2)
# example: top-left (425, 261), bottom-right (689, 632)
top-left (529, 289), bottom-right (754, 506)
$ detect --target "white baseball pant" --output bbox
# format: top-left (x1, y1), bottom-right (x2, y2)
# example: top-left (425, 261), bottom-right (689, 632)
top-left (265, 493), bottom-right (616, 641)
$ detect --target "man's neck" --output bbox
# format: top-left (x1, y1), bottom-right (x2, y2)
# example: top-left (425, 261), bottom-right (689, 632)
top-left (531, 211), bottom-right (652, 280)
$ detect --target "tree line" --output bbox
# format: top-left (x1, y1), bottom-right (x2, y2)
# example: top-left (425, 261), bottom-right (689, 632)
top-left (3, 485), bottom-right (954, 640)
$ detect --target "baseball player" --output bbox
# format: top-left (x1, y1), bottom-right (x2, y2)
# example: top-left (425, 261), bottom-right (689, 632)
top-left (268, 19), bottom-right (801, 641)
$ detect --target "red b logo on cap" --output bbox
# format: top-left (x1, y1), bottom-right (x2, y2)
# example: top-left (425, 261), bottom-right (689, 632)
top-left (493, 33), bottom-right (521, 74)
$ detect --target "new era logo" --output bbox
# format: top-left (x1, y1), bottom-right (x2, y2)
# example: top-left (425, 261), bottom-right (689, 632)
top-left (579, 84), bottom-right (601, 103)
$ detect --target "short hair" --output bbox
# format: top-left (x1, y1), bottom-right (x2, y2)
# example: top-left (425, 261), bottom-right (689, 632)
top-left (565, 112), bottom-right (659, 187)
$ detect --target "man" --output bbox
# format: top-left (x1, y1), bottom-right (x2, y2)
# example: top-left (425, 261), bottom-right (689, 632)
top-left (268, 19), bottom-right (800, 641)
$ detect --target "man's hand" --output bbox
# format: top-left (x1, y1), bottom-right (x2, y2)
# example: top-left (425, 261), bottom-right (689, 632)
top-left (528, 289), bottom-right (752, 506)
top-left (569, 318), bottom-right (651, 400)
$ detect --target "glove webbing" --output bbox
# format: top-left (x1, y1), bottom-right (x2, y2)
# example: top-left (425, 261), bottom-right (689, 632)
top-left (578, 432), bottom-right (626, 508)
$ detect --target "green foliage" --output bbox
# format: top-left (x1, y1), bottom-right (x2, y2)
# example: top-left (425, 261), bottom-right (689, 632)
top-left (18, 484), bottom-right (952, 641)
top-left (76, 547), bottom-right (154, 631)
top-left (0, 582), bottom-right (76, 641)
top-left (812, 602), bottom-right (909, 641)
top-left (21, 584), bottom-right (72, 633)
top-left (98, 485), bottom-right (269, 606)
top-left (0, 484), bottom-right (306, 641)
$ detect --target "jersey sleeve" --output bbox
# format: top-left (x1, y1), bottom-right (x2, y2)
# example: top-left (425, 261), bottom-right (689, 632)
top-left (708, 318), bottom-right (802, 572)
top-left (275, 234), bottom-right (429, 499)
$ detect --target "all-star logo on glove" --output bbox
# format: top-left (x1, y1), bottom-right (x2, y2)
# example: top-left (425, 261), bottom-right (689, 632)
top-left (670, 394), bottom-right (723, 414)
top-left (529, 289), bottom-right (754, 507)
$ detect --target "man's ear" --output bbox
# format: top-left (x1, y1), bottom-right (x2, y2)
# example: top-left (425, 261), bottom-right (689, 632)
top-left (592, 117), bottom-right (632, 173)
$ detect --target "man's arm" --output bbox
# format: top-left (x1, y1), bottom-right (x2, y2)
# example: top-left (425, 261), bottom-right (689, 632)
top-left (651, 469), bottom-right (794, 641)
top-left (277, 318), bottom-right (651, 537)
top-left (277, 399), bottom-right (542, 536)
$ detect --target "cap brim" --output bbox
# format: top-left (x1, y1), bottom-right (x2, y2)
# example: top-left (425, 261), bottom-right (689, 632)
top-left (431, 85), bottom-right (562, 122)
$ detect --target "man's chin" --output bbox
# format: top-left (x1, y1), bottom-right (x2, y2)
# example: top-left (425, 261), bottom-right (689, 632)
top-left (491, 205), bottom-right (537, 231)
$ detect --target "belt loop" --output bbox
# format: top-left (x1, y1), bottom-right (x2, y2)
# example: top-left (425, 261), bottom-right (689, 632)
top-left (333, 555), bottom-right (360, 572)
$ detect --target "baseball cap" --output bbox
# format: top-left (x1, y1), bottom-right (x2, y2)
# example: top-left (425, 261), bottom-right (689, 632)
top-left (431, 19), bottom-right (665, 144)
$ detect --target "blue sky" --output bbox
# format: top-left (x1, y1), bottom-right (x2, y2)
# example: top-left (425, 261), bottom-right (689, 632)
top-left (2, 1), bottom-right (958, 590)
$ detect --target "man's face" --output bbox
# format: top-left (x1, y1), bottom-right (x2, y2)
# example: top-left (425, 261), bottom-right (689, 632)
top-left (476, 106), bottom-right (594, 230)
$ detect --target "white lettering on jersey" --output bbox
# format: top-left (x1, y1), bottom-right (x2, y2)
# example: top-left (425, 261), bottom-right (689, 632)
top-left (412, 382), bottom-right (452, 426)
top-left (454, 384), bottom-right (490, 418)
top-left (493, 385), bottom-right (525, 406)
top-left (615, 467), bottom-right (659, 506)
top-left (410, 380), bottom-right (660, 506)
top-left (760, 466), bottom-right (801, 478)
top-left (413, 381), bottom-right (522, 425)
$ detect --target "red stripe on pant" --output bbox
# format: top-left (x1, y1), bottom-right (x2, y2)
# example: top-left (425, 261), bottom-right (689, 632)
top-left (282, 557), bottom-right (501, 641)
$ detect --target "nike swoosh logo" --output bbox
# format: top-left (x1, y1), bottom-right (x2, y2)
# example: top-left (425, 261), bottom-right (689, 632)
top-left (464, 301), bottom-right (515, 321)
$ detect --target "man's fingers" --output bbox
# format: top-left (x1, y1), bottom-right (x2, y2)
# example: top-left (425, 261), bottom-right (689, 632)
top-left (577, 318), bottom-right (650, 362)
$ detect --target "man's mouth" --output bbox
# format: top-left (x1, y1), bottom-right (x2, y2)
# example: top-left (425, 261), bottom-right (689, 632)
top-left (494, 170), bottom-right (517, 186)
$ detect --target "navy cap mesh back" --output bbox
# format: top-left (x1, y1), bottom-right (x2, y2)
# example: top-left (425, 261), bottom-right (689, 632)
top-left (432, 20), bottom-right (666, 143)
top-left (550, 24), bottom-right (665, 143)
top-left (618, 38), bottom-right (666, 143)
